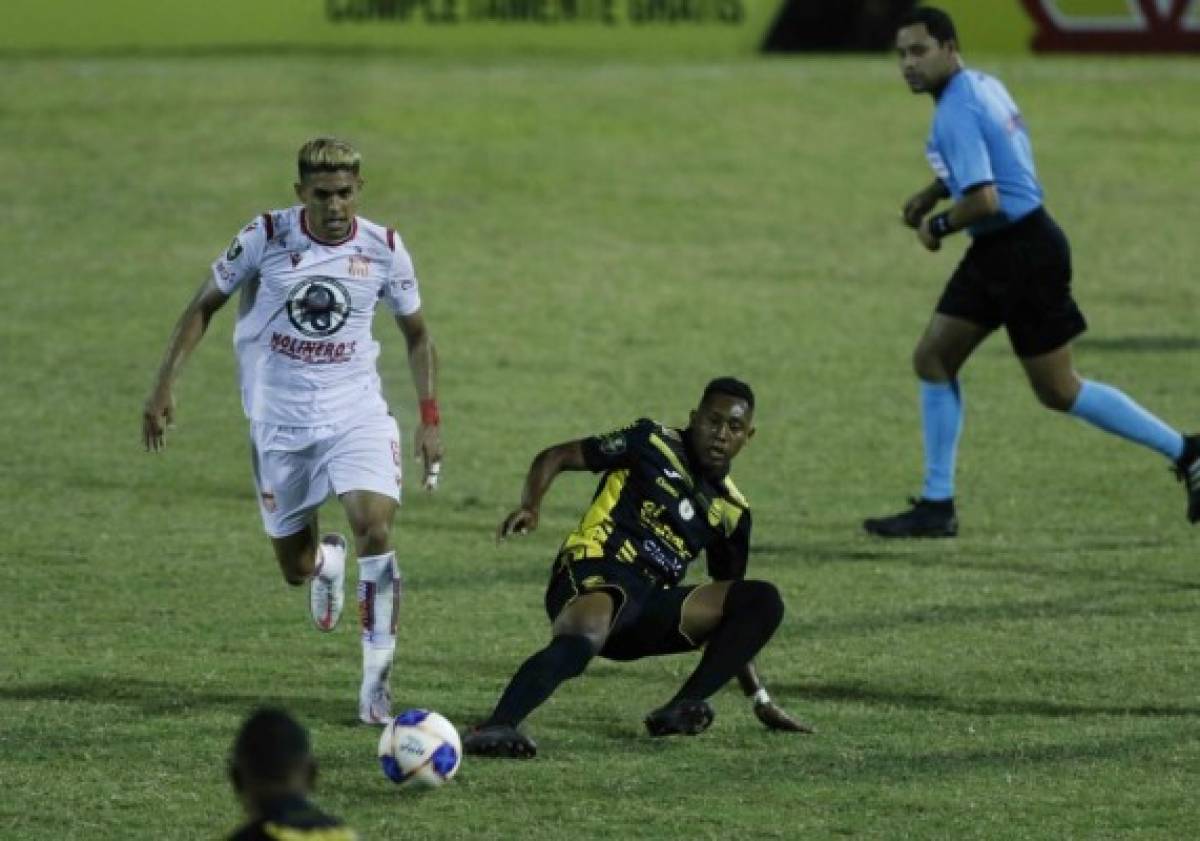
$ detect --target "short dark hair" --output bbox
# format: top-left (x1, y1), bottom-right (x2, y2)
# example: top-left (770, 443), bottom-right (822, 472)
top-left (701, 377), bottom-right (755, 412)
top-left (899, 6), bottom-right (959, 47)
top-left (231, 708), bottom-right (312, 783)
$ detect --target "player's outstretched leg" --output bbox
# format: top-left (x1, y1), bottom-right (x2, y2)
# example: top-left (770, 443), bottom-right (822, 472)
top-left (646, 580), bottom-right (784, 738)
top-left (309, 533), bottom-right (347, 632)
top-left (357, 551), bottom-right (401, 724)
top-left (463, 634), bottom-right (596, 759)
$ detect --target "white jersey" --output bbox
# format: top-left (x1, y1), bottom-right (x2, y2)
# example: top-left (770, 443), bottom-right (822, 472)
top-left (211, 206), bottom-right (421, 427)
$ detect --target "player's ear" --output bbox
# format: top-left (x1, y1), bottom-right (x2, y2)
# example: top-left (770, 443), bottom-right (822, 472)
top-left (306, 758), bottom-right (319, 792)
top-left (229, 762), bottom-right (243, 793)
top-left (688, 409), bottom-right (697, 429)
top-left (294, 181), bottom-right (305, 202)
top-left (746, 425), bottom-right (756, 442)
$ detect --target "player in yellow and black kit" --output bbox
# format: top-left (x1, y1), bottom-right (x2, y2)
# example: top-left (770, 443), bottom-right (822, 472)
top-left (226, 708), bottom-right (357, 841)
top-left (463, 378), bottom-right (811, 758)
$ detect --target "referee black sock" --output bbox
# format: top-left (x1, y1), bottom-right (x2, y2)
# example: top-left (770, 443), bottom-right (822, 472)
top-left (485, 634), bottom-right (596, 728)
top-left (670, 580), bottom-right (784, 704)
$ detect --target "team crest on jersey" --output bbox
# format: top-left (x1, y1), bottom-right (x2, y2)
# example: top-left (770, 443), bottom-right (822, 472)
top-left (286, 277), bottom-right (352, 338)
top-left (348, 255), bottom-right (371, 278)
top-left (678, 499), bottom-right (695, 521)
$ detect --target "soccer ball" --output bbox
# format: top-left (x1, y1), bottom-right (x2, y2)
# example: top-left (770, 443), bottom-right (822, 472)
top-left (377, 709), bottom-right (462, 788)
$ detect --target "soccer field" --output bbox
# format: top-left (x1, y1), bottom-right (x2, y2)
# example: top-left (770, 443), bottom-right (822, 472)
top-left (2, 53), bottom-right (1199, 839)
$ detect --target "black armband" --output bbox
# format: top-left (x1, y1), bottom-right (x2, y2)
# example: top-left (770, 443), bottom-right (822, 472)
top-left (928, 211), bottom-right (955, 239)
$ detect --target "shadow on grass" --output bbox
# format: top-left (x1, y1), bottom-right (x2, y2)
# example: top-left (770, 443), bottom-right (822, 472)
top-left (1076, 335), bottom-right (1200, 353)
top-left (798, 535), bottom-right (1200, 591)
top-left (776, 680), bottom-right (1200, 718)
top-left (791, 590), bottom-right (1200, 640)
top-left (0, 676), bottom-right (473, 732)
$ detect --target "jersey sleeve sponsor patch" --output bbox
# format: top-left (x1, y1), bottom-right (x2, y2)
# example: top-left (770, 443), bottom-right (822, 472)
top-left (213, 216), bottom-right (268, 294)
top-left (581, 418), bottom-right (655, 472)
top-left (380, 242), bottom-right (421, 316)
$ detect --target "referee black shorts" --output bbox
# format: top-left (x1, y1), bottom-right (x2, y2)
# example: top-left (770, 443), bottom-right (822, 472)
top-left (544, 553), bottom-right (702, 662)
top-left (935, 207), bottom-right (1088, 358)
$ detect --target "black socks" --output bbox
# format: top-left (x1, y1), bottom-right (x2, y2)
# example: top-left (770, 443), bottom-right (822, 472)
top-left (670, 579), bottom-right (784, 704)
top-left (486, 634), bottom-right (596, 727)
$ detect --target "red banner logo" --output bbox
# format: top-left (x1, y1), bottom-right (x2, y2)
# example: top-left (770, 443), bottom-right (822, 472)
top-left (1020, 0), bottom-right (1200, 52)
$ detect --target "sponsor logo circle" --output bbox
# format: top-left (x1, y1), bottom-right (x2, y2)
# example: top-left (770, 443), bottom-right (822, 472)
top-left (286, 277), bottom-right (351, 337)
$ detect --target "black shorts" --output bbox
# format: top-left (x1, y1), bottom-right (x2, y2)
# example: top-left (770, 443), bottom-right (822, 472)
top-left (936, 207), bottom-right (1087, 358)
top-left (544, 554), bottom-right (701, 662)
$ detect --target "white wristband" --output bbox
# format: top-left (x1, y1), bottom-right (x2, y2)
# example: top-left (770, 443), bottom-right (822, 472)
top-left (752, 688), bottom-right (771, 705)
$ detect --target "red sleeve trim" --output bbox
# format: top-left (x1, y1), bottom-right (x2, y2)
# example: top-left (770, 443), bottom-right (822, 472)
top-left (386, 228), bottom-right (396, 251)
top-left (262, 212), bottom-right (274, 240)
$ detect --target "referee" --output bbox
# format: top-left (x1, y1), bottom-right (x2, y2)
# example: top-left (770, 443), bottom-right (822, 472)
top-left (864, 6), bottom-right (1199, 538)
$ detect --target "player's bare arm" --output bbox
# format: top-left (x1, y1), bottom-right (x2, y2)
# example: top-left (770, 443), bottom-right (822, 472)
top-left (497, 441), bottom-right (589, 540)
top-left (917, 182), bottom-right (1000, 251)
top-left (395, 309), bottom-right (442, 489)
top-left (902, 179), bottom-right (951, 228)
top-left (142, 277), bottom-right (230, 451)
top-left (735, 662), bottom-right (814, 733)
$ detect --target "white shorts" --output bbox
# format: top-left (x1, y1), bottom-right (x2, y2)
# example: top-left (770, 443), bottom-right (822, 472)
top-left (249, 413), bottom-right (402, 538)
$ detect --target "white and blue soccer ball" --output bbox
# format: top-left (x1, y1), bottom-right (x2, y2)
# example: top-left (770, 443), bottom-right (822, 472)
top-left (377, 709), bottom-right (462, 788)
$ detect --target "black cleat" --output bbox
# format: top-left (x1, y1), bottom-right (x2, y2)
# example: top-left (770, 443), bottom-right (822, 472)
top-left (462, 724), bottom-right (537, 759)
top-left (1175, 434), bottom-right (1200, 524)
top-left (863, 497), bottom-right (958, 538)
top-left (644, 699), bottom-right (715, 737)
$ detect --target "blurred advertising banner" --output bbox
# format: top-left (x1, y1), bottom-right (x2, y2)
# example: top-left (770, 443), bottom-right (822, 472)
top-left (1021, 0), bottom-right (1200, 52)
top-left (1, 0), bottom-right (783, 54)
top-left (763, 0), bottom-right (1199, 53)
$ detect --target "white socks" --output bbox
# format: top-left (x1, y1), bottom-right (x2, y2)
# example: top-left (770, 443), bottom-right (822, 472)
top-left (357, 551), bottom-right (401, 674)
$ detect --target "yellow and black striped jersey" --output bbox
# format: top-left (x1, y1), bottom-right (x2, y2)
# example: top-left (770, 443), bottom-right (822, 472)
top-left (561, 418), bottom-right (751, 585)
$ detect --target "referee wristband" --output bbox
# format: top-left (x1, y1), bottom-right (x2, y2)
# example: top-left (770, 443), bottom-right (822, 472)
top-left (928, 211), bottom-right (955, 239)
top-left (419, 398), bottom-right (440, 427)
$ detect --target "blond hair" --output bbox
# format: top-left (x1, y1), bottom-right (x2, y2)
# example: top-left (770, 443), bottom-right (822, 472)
top-left (297, 137), bottom-right (361, 180)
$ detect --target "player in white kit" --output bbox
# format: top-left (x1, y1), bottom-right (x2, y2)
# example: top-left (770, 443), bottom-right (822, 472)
top-left (142, 138), bottom-right (442, 724)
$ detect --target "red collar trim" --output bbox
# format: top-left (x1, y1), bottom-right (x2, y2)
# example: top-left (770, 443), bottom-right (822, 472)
top-left (300, 209), bottom-right (357, 246)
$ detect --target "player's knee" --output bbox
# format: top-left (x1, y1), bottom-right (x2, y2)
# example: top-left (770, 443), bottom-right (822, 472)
top-left (727, 580), bottom-right (785, 632)
top-left (912, 345), bottom-right (948, 381)
top-left (353, 521), bottom-right (392, 556)
top-left (1033, 382), bottom-right (1076, 412)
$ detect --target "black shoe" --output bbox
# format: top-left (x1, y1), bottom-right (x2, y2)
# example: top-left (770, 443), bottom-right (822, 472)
top-left (462, 724), bottom-right (537, 758)
top-left (863, 497), bottom-right (958, 538)
top-left (1175, 434), bottom-right (1200, 524)
top-left (644, 699), bottom-right (714, 737)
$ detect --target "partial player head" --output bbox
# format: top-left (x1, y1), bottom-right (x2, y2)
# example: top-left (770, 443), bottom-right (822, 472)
top-left (228, 707), bottom-right (317, 810)
top-left (896, 6), bottom-right (961, 95)
top-left (294, 137), bottom-right (363, 242)
top-left (688, 377), bottom-right (756, 475)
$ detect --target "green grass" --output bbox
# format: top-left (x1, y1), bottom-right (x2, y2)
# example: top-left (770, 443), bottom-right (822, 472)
top-left (2, 53), bottom-right (1199, 839)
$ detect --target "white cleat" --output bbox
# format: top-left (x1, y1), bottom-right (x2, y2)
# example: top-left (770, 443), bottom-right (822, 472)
top-left (359, 664), bottom-right (392, 725)
top-left (309, 533), bottom-right (347, 632)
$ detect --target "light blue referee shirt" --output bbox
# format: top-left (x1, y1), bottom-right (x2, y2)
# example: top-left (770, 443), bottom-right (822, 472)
top-left (925, 68), bottom-right (1043, 236)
